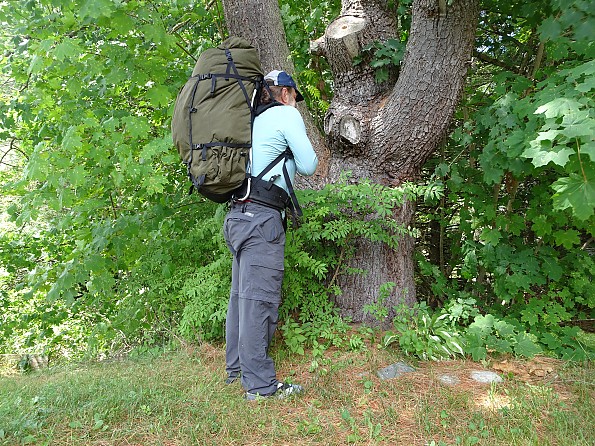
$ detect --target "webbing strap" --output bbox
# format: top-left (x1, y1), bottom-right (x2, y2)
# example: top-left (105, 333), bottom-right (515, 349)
top-left (253, 148), bottom-right (303, 219)
top-left (186, 77), bottom-right (202, 181)
top-left (192, 142), bottom-right (251, 162)
top-left (254, 149), bottom-right (290, 181)
top-left (281, 160), bottom-right (303, 218)
top-left (191, 73), bottom-right (258, 83)
top-left (196, 142), bottom-right (251, 149)
top-left (225, 48), bottom-right (254, 115)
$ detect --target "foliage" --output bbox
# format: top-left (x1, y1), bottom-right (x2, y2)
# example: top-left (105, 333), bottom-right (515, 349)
top-left (356, 38), bottom-right (407, 83)
top-left (283, 175), bottom-right (415, 320)
top-left (384, 302), bottom-right (466, 361)
top-left (465, 313), bottom-right (542, 360)
top-left (415, 0), bottom-right (594, 360)
top-left (1, 0), bottom-right (593, 364)
top-left (0, 0), bottom-right (223, 356)
top-left (178, 177), bottom-right (415, 346)
top-left (383, 297), bottom-right (558, 361)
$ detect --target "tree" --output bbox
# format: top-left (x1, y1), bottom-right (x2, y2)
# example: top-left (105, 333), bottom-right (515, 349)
top-left (222, 0), bottom-right (479, 323)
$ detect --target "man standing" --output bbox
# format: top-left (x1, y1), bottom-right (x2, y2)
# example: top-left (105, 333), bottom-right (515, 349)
top-left (223, 70), bottom-right (318, 400)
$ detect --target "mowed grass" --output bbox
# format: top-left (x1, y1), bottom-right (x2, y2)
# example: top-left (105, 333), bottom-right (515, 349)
top-left (0, 341), bottom-right (593, 446)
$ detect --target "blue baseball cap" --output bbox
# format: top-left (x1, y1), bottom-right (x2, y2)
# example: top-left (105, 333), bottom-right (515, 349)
top-left (265, 70), bottom-right (304, 102)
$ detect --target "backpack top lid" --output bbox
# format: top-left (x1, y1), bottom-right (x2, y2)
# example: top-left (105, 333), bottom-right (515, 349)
top-left (220, 36), bottom-right (255, 50)
top-left (191, 36), bottom-right (263, 78)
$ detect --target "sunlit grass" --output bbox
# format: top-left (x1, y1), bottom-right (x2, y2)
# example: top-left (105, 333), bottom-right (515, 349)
top-left (1, 343), bottom-right (593, 445)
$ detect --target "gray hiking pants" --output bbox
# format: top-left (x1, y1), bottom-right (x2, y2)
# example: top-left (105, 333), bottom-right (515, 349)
top-left (223, 201), bottom-right (285, 395)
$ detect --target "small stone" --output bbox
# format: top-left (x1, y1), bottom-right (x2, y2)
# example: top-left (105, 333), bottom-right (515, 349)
top-left (438, 374), bottom-right (460, 386)
top-left (470, 370), bottom-right (503, 384)
top-left (377, 362), bottom-right (416, 380)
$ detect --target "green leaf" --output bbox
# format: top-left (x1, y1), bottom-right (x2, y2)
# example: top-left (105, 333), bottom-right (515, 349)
top-left (514, 333), bottom-right (542, 357)
top-left (480, 228), bottom-right (502, 246)
top-left (531, 215), bottom-right (552, 237)
top-left (539, 17), bottom-right (562, 41)
top-left (52, 38), bottom-right (82, 61)
top-left (146, 85), bottom-right (172, 108)
top-left (110, 10), bottom-right (136, 35)
top-left (468, 345), bottom-right (487, 361)
top-left (62, 126), bottom-right (83, 151)
top-left (28, 54), bottom-right (44, 75)
top-left (469, 314), bottom-right (495, 334)
top-left (69, 165), bottom-right (87, 188)
top-left (576, 76), bottom-right (595, 93)
top-left (541, 256), bottom-right (563, 281)
top-left (142, 174), bottom-right (167, 196)
top-left (80, 0), bottom-right (116, 20)
top-left (534, 98), bottom-right (582, 118)
top-left (490, 338), bottom-right (513, 353)
top-left (551, 173), bottom-right (595, 220)
top-left (560, 111), bottom-right (594, 139)
top-left (523, 140), bottom-right (574, 167)
top-left (541, 333), bottom-right (563, 350)
top-left (494, 320), bottom-right (515, 337)
top-left (574, 18), bottom-right (594, 42)
top-left (121, 116), bottom-right (151, 139)
top-left (521, 309), bottom-right (539, 326)
top-left (553, 229), bottom-right (580, 248)
top-left (535, 129), bottom-right (561, 142)
top-left (582, 141), bottom-right (595, 162)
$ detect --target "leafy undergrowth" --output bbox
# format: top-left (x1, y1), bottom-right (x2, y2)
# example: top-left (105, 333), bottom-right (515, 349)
top-left (0, 340), bottom-right (593, 446)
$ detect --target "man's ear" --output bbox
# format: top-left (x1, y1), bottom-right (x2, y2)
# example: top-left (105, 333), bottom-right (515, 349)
top-left (279, 87), bottom-right (288, 105)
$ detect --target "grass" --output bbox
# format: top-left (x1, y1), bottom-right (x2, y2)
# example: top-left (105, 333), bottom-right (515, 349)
top-left (0, 342), bottom-right (593, 446)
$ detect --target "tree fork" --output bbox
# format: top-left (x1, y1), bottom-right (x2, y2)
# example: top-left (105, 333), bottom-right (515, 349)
top-left (318, 0), bottom-right (479, 323)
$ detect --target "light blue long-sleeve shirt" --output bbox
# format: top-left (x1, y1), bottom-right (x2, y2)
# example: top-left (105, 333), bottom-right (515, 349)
top-left (250, 104), bottom-right (318, 193)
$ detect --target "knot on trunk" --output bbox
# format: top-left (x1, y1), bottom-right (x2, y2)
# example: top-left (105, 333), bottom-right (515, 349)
top-left (325, 106), bottom-right (367, 155)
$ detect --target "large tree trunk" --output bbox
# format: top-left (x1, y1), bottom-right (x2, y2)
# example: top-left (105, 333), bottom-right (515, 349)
top-left (222, 0), bottom-right (479, 324)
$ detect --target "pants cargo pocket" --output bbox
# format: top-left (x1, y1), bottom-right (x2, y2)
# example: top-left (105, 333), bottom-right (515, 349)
top-left (245, 262), bottom-right (284, 302)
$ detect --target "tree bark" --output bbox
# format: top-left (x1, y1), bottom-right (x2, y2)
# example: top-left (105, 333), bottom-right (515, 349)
top-left (374, 0), bottom-right (480, 181)
top-left (222, 0), bottom-right (291, 73)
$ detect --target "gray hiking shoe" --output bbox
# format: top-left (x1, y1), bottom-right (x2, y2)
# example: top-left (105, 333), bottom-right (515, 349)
top-left (245, 382), bottom-right (304, 401)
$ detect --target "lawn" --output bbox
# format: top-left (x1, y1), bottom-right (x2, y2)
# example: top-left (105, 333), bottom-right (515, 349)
top-left (1, 341), bottom-right (593, 445)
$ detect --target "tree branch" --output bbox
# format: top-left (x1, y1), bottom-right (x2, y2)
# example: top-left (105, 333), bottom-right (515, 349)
top-left (0, 139), bottom-right (29, 166)
top-left (473, 50), bottom-right (521, 74)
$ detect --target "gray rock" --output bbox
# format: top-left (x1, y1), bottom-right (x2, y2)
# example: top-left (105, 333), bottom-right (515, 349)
top-left (438, 374), bottom-right (460, 386)
top-left (470, 370), bottom-right (503, 383)
top-left (377, 362), bottom-right (416, 380)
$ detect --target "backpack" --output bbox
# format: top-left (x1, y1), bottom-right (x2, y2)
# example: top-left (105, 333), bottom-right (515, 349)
top-left (171, 36), bottom-right (264, 203)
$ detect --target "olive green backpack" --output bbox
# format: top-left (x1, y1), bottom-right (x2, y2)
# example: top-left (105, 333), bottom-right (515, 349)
top-left (172, 37), bottom-right (264, 202)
